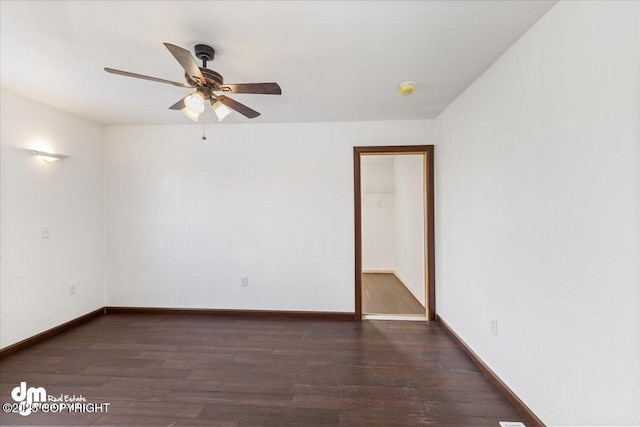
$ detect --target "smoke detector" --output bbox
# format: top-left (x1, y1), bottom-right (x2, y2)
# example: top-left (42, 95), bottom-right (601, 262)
top-left (399, 81), bottom-right (416, 96)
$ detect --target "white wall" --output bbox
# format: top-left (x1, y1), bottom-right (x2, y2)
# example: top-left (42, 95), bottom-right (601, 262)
top-left (361, 156), bottom-right (395, 271)
top-left (0, 90), bottom-right (105, 349)
top-left (394, 155), bottom-right (426, 306)
top-left (105, 120), bottom-right (433, 312)
top-left (434, 2), bottom-right (640, 425)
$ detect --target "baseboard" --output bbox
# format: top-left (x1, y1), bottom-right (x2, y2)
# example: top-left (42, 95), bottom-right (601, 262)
top-left (105, 306), bottom-right (356, 320)
top-left (0, 307), bottom-right (104, 359)
top-left (436, 315), bottom-right (545, 427)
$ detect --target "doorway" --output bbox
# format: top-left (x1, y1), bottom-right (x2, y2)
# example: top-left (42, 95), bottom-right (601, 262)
top-left (354, 146), bottom-right (435, 321)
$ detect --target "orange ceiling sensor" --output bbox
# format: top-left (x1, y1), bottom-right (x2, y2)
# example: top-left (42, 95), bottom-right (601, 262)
top-left (399, 81), bottom-right (417, 96)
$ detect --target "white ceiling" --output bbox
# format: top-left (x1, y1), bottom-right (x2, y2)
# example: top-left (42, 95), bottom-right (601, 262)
top-left (0, 1), bottom-right (555, 125)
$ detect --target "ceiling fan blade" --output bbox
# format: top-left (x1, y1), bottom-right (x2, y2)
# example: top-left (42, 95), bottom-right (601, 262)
top-left (217, 95), bottom-right (260, 119)
top-left (168, 97), bottom-right (187, 110)
top-left (219, 83), bottom-right (282, 95)
top-left (163, 43), bottom-right (205, 84)
top-left (104, 68), bottom-right (193, 88)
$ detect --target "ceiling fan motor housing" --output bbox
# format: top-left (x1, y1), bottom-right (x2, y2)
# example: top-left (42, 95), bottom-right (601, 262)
top-left (200, 68), bottom-right (224, 85)
top-left (186, 68), bottom-right (224, 88)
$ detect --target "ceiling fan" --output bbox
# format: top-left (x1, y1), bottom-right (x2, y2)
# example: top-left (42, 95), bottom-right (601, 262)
top-left (105, 43), bottom-right (281, 122)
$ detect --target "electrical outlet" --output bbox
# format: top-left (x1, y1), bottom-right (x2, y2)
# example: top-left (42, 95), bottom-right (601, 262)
top-left (69, 283), bottom-right (76, 295)
top-left (241, 276), bottom-right (248, 287)
top-left (42, 226), bottom-right (51, 239)
top-left (490, 316), bottom-right (498, 336)
top-left (499, 422), bottom-right (526, 427)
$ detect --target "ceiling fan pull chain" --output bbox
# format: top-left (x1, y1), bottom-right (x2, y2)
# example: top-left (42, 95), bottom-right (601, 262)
top-left (202, 122), bottom-right (207, 142)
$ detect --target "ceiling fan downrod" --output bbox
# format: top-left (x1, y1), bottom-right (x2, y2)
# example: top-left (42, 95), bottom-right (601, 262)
top-left (195, 44), bottom-right (215, 68)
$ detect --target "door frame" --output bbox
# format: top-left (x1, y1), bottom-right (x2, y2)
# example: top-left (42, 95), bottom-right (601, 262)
top-left (354, 145), bottom-right (435, 321)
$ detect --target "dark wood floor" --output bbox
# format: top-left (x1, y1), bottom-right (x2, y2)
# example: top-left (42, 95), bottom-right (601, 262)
top-left (363, 273), bottom-right (425, 315)
top-left (0, 315), bottom-right (525, 426)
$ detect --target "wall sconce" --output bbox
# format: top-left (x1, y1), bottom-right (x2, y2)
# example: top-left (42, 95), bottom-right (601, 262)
top-left (30, 150), bottom-right (70, 163)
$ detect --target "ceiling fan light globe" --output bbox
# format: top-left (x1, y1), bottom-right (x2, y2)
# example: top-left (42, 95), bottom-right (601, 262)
top-left (184, 91), bottom-right (206, 114)
top-left (181, 107), bottom-right (200, 122)
top-left (212, 101), bottom-right (233, 121)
